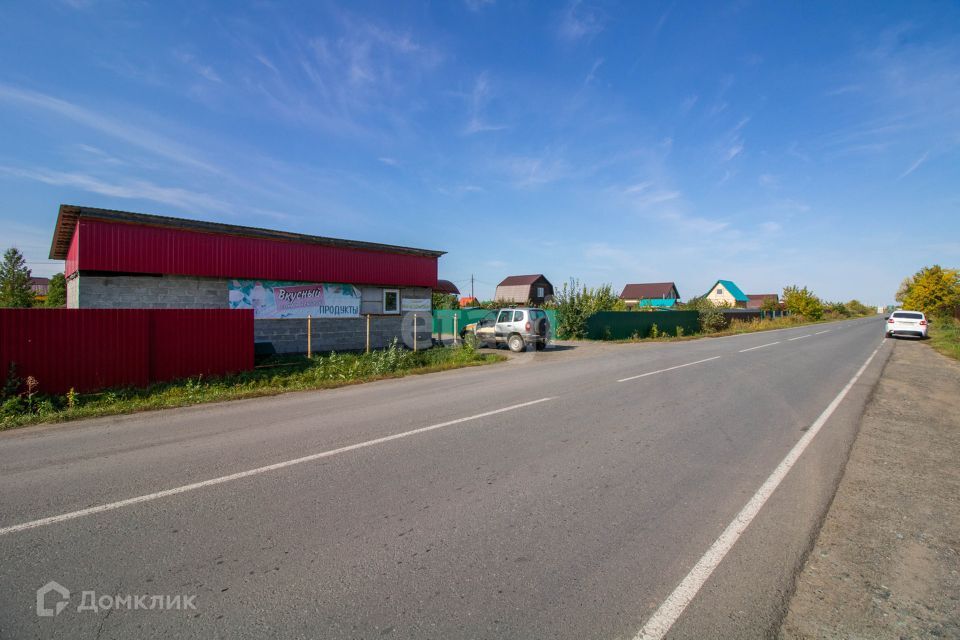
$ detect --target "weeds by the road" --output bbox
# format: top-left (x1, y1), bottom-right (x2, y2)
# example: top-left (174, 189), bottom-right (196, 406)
top-left (0, 340), bottom-right (503, 430)
top-left (928, 316), bottom-right (960, 361)
top-left (615, 314), bottom-right (851, 343)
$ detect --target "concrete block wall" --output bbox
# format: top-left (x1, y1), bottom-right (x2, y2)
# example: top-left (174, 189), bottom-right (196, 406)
top-left (70, 274), bottom-right (228, 309)
top-left (255, 315), bottom-right (432, 354)
top-left (69, 274), bottom-right (434, 353)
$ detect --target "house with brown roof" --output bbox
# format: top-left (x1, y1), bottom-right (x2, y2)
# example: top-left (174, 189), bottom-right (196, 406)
top-left (494, 274), bottom-right (554, 305)
top-left (746, 293), bottom-right (779, 309)
top-left (619, 282), bottom-right (680, 309)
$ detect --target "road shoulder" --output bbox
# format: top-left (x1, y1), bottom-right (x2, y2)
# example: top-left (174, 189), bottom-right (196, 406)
top-left (779, 338), bottom-right (960, 639)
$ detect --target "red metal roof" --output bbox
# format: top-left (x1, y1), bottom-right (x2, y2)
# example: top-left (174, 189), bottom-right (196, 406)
top-left (52, 205), bottom-right (443, 288)
top-left (620, 282), bottom-right (679, 300)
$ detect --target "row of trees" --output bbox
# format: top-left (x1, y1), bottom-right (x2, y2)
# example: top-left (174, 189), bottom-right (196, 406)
top-left (0, 247), bottom-right (66, 308)
top-left (896, 265), bottom-right (960, 317)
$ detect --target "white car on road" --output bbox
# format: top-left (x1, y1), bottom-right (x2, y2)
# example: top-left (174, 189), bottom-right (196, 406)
top-left (885, 310), bottom-right (928, 339)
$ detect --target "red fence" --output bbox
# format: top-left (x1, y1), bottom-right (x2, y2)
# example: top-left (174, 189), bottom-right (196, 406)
top-left (0, 309), bottom-right (254, 395)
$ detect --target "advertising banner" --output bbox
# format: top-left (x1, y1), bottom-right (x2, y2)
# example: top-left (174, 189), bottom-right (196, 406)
top-left (228, 280), bottom-right (361, 319)
top-left (401, 298), bottom-right (431, 312)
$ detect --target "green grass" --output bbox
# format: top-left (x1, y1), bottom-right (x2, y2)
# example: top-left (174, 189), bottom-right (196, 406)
top-left (928, 316), bottom-right (960, 361)
top-left (0, 341), bottom-right (503, 431)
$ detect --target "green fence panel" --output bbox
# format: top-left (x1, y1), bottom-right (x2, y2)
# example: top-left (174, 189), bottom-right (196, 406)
top-left (433, 308), bottom-right (560, 337)
top-left (585, 311), bottom-right (700, 340)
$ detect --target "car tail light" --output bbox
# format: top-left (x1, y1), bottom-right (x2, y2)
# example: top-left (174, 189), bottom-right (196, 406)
top-left (887, 318), bottom-right (894, 323)
top-left (919, 319), bottom-right (927, 325)
top-left (525, 321), bottom-right (532, 331)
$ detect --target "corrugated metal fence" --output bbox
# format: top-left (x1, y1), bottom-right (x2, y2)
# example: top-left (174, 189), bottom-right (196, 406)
top-left (586, 311), bottom-right (701, 340)
top-left (433, 309), bottom-right (559, 336)
top-left (0, 309), bottom-right (254, 395)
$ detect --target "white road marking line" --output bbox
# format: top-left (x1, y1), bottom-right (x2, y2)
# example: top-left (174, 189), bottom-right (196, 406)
top-left (787, 334), bottom-right (813, 341)
top-left (0, 397), bottom-right (554, 537)
top-left (738, 341), bottom-right (780, 353)
top-left (617, 356), bottom-right (721, 383)
top-left (815, 330), bottom-right (831, 335)
top-left (632, 342), bottom-right (885, 640)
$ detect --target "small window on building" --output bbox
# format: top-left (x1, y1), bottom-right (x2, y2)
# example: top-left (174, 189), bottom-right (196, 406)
top-left (383, 289), bottom-right (400, 314)
top-left (536, 286), bottom-right (545, 298)
top-left (716, 288), bottom-right (723, 295)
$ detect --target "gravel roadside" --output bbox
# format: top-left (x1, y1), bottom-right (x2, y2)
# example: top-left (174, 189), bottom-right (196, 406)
top-left (779, 338), bottom-right (960, 639)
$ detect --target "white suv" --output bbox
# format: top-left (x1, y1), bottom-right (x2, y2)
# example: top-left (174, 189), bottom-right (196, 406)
top-left (885, 310), bottom-right (928, 339)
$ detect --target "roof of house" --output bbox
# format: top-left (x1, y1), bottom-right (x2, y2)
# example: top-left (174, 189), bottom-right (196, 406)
top-left (708, 279), bottom-right (749, 302)
top-left (620, 282), bottom-right (678, 300)
top-left (435, 279), bottom-right (461, 295)
top-left (28, 277), bottom-right (50, 285)
top-left (497, 274), bottom-right (550, 287)
top-left (747, 294), bottom-right (778, 301)
top-left (49, 205), bottom-right (446, 260)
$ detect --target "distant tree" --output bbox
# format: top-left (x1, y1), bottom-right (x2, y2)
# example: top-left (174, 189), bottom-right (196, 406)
top-left (759, 296), bottom-right (780, 314)
top-left (431, 291), bottom-right (458, 310)
top-left (45, 273), bottom-right (67, 308)
top-left (0, 247), bottom-right (34, 308)
top-left (782, 285), bottom-right (823, 320)
top-left (899, 265), bottom-right (960, 317)
top-left (845, 299), bottom-right (873, 316)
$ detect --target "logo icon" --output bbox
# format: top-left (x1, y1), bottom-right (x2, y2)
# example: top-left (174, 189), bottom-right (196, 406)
top-left (36, 581), bottom-right (70, 617)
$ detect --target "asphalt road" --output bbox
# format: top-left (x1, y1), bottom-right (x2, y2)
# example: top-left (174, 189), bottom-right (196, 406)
top-left (0, 316), bottom-right (889, 639)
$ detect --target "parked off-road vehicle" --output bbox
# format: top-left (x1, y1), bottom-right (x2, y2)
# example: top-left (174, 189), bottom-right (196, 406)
top-left (469, 308), bottom-right (549, 352)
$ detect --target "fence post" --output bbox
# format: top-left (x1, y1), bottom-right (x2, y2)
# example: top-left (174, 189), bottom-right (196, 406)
top-left (453, 313), bottom-right (458, 346)
top-left (307, 314), bottom-right (312, 358)
top-left (413, 313), bottom-right (418, 352)
top-left (366, 314), bottom-right (371, 353)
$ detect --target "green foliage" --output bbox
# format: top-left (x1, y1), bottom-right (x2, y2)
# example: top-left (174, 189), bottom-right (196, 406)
top-left (431, 291), bottom-right (458, 310)
top-left (553, 279), bottom-right (625, 339)
top-left (845, 299), bottom-right (873, 316)
top-left (759, 297), bottom-right (780, 313)
top-left (928, 317), bottom-right (960, 361)
top-left (898, 265), bottom-right (960, 318)
top-left (2, 362), bottom-right (21, 399)
top-left (649, 323), bottom-right (661, 339)
top-left (674, 325), bottom-right (684, 337)
top-left (684, 296), bottom-right (729, 333)
top-left (0, 247), bottom-right (34, 308)
top-left (782, 285), bottom-right (824, 320)
top-left (45, 273), bottom-right (67, 307)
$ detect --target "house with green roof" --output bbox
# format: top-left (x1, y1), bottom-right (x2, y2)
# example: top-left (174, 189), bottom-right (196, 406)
top-left (704, 279), bottom-right (749, 308)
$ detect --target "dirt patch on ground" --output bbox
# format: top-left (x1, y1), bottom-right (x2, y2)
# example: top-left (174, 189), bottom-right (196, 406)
top-left (779, 339), bottom-right (960, 639)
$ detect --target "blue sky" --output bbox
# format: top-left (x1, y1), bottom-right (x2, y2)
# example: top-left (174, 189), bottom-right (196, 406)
top-left (1, 1), bottom-right (958, 304)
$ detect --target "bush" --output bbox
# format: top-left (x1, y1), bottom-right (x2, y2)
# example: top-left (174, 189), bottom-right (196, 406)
top-left (553, 279), bottom-right (625, 339)
top-left (782, 285), bottom-right (824, 320)
top-left (683, 296), bottom-right (730, 333)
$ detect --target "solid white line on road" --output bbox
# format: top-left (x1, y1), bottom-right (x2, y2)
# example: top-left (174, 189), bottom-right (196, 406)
top-left (0, 397), bottom-right (554, 537)
top-left (738, 341), bottom-right (780, 353)
top-left (617, 356), bottom-right (721, 383)
top-left (632, 341), bottom-right (885, 640)
top-left (787, 334), bottom-right (813, 341)
top-left (815, 330), bottom-right (831, 335)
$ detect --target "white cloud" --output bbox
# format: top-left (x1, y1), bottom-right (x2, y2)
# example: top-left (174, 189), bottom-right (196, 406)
top-left (898, 151), bottom-right (929, 180)
top-left (0, 83), bottom-right (222, 175)
top-left (0, 166), bottom-right (232, 214)
top-left (463, 72), bottom-right (507, 134)
top-left (557, 1), bottom-right (605, 43)
top-left (174, 51), bottom-right (223, 83)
